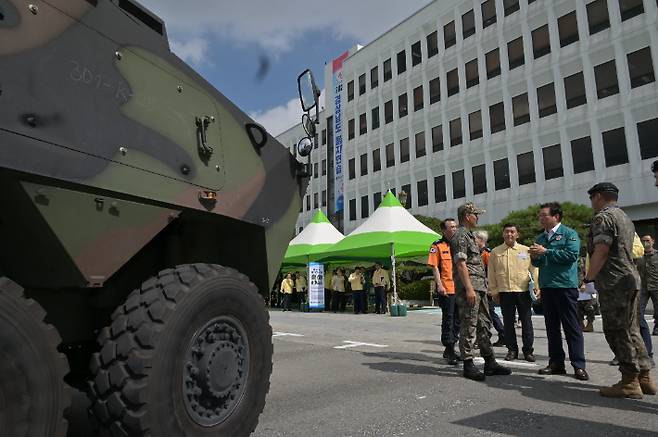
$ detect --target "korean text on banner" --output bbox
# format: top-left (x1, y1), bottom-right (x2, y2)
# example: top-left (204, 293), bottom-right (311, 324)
top-left (308, 262), bottom-right (325, 310)
top-left (332, 51), bottom-right (349, 213)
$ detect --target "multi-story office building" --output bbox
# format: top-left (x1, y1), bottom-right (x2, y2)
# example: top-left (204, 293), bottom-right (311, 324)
top-left (278, 0), bottom-right (658, 236)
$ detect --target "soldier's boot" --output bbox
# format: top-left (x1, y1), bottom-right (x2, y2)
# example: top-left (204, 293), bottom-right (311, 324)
top-left (639, 370), bottom-right (657, 395)
top-left (583, 321), bottom-right (594, 332)
top-left (463, 359), bottom-right (485, 381)
top-left (484, 356), bottom-right (512, 376)
top-left (599, 372), bottom-right (643, 399)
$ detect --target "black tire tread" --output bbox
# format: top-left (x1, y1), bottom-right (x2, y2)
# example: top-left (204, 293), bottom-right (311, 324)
top-left (88, 264), bottom-right (272, 436)
top-left (0, 277), bottom-right (72, 437)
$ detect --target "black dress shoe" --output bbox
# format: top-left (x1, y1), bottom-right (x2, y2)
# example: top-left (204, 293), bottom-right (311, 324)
top-left (492, 338), bottom-right (506, 347)
top-left (538, 364), bottom-right (567, 375)
top-left (523, 352), bottom-right (536, 362)
top-left (574, 368), bottom-right (589, 381)
top-left (505, 350), bottom-right (518, 361)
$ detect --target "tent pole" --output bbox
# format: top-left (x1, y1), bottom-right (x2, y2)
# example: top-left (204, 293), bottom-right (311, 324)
top-left (391, 243), bottom-right (398, 305)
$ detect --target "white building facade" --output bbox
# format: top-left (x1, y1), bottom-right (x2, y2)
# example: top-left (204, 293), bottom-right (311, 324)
top-left (279, 0), bottom-right (658, 236)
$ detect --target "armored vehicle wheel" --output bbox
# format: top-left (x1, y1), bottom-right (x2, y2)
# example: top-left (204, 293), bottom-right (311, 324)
top-left (88, 264), bottom-right (273, 436)
top-left (0, 277), bottom-right (71, 437)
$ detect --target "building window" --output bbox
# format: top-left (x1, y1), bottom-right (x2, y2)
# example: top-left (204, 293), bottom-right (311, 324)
top-left (400, 137), bottom-right (410, 163)
top-left (432, 125), bottom-right (444, 152)
top-left (360, 153), bottom-right (368, 176)
top-left (417, 180), bottom-right (428, 207)
top-left (358, 74), bottom-right (366, 96)
top-left (348, 158), bottom-right (356, 180)
top-left (427, 31), bottom-right (438, 58)
top-left (469, 110), bottom-right (483, 140)
top-left (472, 164), bottom-right (487, 195)
top-left (306, 195), bottom-right (310, 211)
top-left (447, 68), bottom-right (459, 97)
top-left (486, 48), bottom-right (501, 79)
top-left (619, 0), bottom-right (644, 21)
top-left (602, 127), bottom-right (629, 167)
top-left (571, 136), bottom-right (595, 173)
top-left (321, 129), bottom-right (327, 145)
top-left (452, 170), bottom-right (466, 199)
top-left (314, 193), bottom-right (318, 209)
top-left (412, 41), bottom-right (422, 66)
top-left (298, 227), bottom-right (303, 234)
top-left (322, 190), bottom-right (327, 207)
top-left (508, 37), bottom-right (525, 70)
top-left (450, 118), bottom-right (462, 147)
top-left (397, 50), bottom-right (406, 74)
top-left (370, 107), bottom-right (380, 131)
top-left (383, 58), bottom-right (392, 82)
top-left (313, 162), bottom-right (318, 178)
top-left (361, 195), bottom-right (369, 218)
top-left (434, 175), bottom-right (447, 203)
top-left (558, 11), bottom-right (579, 47)
top-left (532, 24), bottom-right (551, 59)
top-left (504, 0), bottom-right (520, 16)
top-left (415, 131), bottom-right (426, 158)
top-left (413, 85), bottom-right (424, 111)
top-left (542, 144), bottom-right (564, 180)
top-left (564, 72), bottom-right (587, 108)
top-left (359, 113), bottom-right (367, 135)
top-left (347, 80), bottom-right (354, 101)
top-left (373, 192), bottom-right (382, 209)
top-left (386, 142), bottom-right (395, 167)
top-left (348, 118), bottom-right (355, 140)
top-left (429, 76), bottom-right (441, 104)
top-left (349, 198), bottom-right (356, 221)
top-left (594, 60), bottom-right (619, 98)
top-left (627, 47), bottom-right (655, 89)
top-left (385, 100), bottom-right (393, 124)
top-left (373, 148), bottom-right (382, 172)
top-left (537, 83), bottom-right (557, 117)
top-left (371, 66), bottom-right (378, 89)
top-left (638, 118), bottom-right (658, 159)
top-left (493, 158), bottom-right (511, 190)
top-left (398, 93), bottom-right (408, 118)
top-left (481, 0), bottom-right (497, 28)
top-left (517, 151), bottom-right (536, 185)
top-left (489, 102), bottom-right (506, 133)
top-left (400, 184), bottom-right (412, 209)
top-left (463, 10), bottom-right (475, 39)
top-left (587, 0), bottom-right (610, 35)
top-left (465, 59), bottom-right (479, 88)
top-left (444, 21), bottom-right (456, 49)
top-left (512, 92), bottom-right (530, 126)
top-left (322, 159), bottom-right (327, 176)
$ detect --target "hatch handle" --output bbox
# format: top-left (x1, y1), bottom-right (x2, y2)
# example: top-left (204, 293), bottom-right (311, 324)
top-left (195, 115), bottom-right (215, 157)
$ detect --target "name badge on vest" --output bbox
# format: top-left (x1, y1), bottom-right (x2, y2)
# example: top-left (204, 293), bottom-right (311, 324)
top-left (555, 235), bottom-right (562, 241)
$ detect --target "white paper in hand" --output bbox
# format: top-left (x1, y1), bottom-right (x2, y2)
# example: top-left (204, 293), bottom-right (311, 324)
top-left (584, 282), bottom-right (597, 295)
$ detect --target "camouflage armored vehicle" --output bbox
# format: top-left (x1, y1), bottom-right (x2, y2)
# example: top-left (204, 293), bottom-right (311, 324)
top-left (0, 0), bottom-right (319, 435)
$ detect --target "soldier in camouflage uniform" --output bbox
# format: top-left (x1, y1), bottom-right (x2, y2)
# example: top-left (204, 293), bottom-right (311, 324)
top-left (585, 183), bottom-right (656, 398)
top-left (451, 202), bottom-right (511, 381)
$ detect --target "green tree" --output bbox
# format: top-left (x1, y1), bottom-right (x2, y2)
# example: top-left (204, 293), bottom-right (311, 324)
top-left (414, 214), bottom-right (443, 235)
top-left (482, 202), bottom-right (593, 248)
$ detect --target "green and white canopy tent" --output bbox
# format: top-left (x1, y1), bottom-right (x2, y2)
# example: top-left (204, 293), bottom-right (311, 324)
top-left (282, 209), bottom-right (344, 266)
top-left (318, 191), bottom-right (440, 304)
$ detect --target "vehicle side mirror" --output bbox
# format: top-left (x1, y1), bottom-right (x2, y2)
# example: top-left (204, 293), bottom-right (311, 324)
top-left (297, 69), bottom-right (320, 113)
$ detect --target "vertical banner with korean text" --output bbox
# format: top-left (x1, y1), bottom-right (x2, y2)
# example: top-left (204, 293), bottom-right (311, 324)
top-left (332, 51), bottom-right (349, 213)
top-left (308, 262), bottom-right (325, 310)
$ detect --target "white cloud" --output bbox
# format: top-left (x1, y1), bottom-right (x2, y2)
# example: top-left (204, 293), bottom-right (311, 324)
top-left (140, 0), bottom-right (432, 53)
top-left (250, 98), bottom-right (304, 137)
top-left (170, 37), bottom-right (209, 66)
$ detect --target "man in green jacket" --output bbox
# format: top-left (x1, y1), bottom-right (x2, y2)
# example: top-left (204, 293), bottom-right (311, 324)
top-left (529, 202), bottom-right (588, 381)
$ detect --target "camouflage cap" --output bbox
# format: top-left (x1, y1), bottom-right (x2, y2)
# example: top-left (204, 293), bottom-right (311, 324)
top-left (458, 202), bottom-right (486, 218)
top-left (587, 182), bottom-right (619, 196)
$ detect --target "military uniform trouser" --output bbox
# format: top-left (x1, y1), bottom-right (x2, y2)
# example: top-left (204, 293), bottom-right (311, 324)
top-left (599, 287), bottom-right (651, 374)
top-left (456, 289), bottom-right (493, 361)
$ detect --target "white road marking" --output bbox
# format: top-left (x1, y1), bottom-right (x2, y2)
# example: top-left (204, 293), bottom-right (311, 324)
top-left (333, 341), bottom-right (389, 349)
top-left (473, 357), bottom-right (539, 368)
top-left (272, 332), bottom-right (304, 338)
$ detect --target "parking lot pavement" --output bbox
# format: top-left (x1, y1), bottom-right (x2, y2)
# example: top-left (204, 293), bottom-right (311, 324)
top-left (253, 309), bottom-right (658, 437)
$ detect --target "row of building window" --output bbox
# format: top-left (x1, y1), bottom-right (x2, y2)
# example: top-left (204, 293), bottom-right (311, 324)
top-left (344, 45), bottom-right (654, 143)
top-left (346, 0), bottom-right (648, 103)
top-left (320, 117), bottom-right (658, 218)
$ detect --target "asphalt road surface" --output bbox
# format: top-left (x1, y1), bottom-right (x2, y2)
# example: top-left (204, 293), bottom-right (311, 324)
top-left (253, 308), bottom-right (658, 437)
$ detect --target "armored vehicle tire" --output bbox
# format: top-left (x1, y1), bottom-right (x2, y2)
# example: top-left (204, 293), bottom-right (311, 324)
top-left (0, 277), bottom-right (71, 437)
top-left (88, 264), bottom-right (273, 436)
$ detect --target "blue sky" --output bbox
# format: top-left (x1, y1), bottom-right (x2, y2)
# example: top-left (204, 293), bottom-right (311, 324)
top-left (139, 0), bottom-right (431, 135)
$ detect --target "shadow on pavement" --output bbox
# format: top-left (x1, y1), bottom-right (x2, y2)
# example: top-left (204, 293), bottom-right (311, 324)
top-left (453, 408), bottom-right (657, 436)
